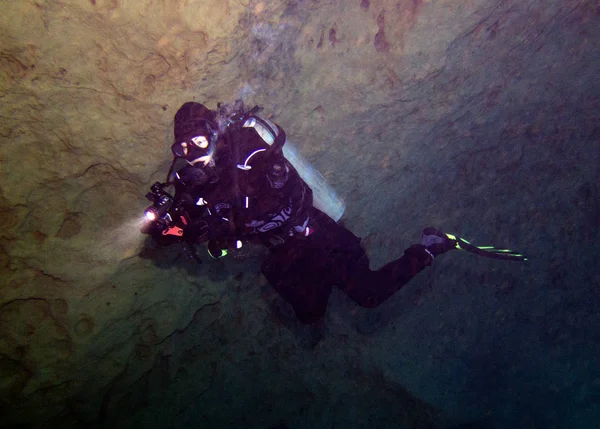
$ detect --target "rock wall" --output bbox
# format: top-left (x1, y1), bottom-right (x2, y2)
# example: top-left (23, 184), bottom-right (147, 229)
top-left (1, 1), bottom-right (599, 428)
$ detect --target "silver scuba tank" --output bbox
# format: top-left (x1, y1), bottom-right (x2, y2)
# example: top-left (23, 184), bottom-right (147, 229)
top-left (242, 116), bottom-right (346, 222)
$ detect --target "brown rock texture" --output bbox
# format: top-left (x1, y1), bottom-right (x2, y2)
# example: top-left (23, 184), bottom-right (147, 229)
top-left (1, 0), bottom-right (599, 428)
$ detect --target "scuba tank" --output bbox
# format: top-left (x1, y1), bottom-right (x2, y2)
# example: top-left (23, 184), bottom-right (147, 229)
top-left (241, 115), bottom-right (346, 222)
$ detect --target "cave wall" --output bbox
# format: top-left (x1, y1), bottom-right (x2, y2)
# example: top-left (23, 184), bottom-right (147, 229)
top-left (1, 1), bottom-right (599, 428)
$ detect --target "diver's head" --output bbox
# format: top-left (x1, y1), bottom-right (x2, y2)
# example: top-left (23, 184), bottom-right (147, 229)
top-left (172, 102), bottom-right (219, 167)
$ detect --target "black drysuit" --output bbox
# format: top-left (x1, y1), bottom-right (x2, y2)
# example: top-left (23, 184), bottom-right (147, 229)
top-left (149, 118), bottom-right (434, 324)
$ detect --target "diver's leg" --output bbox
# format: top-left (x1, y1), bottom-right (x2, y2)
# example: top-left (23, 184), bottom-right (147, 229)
top-left (314, 210), bottom-right (433, 308)
top-left (261, 238), bottom-right (333, 324)
top-left (336, 245), bottom-right (432, 308)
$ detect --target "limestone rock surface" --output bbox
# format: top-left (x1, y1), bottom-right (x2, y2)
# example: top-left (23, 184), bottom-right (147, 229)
top-left (1, 1), bottom-right (599, 428)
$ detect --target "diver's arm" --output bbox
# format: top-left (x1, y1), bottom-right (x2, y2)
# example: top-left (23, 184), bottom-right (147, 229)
top-left (283, 165), bottom-right (313, 234)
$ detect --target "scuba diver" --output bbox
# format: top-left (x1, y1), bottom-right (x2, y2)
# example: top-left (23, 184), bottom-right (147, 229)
top-left (141, 101), bottom-right (526, 324)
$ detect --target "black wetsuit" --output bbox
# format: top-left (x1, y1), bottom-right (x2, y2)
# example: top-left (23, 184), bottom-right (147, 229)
top-left (149, 117), bottom-right (434, 324)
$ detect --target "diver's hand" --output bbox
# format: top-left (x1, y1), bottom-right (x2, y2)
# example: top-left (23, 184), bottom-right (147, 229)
top-left (207, 237), bottom-right (244, 259)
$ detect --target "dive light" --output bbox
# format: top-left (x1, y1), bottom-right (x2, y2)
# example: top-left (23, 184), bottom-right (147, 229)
top-left (144, 182), bottom-right (174, 222)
